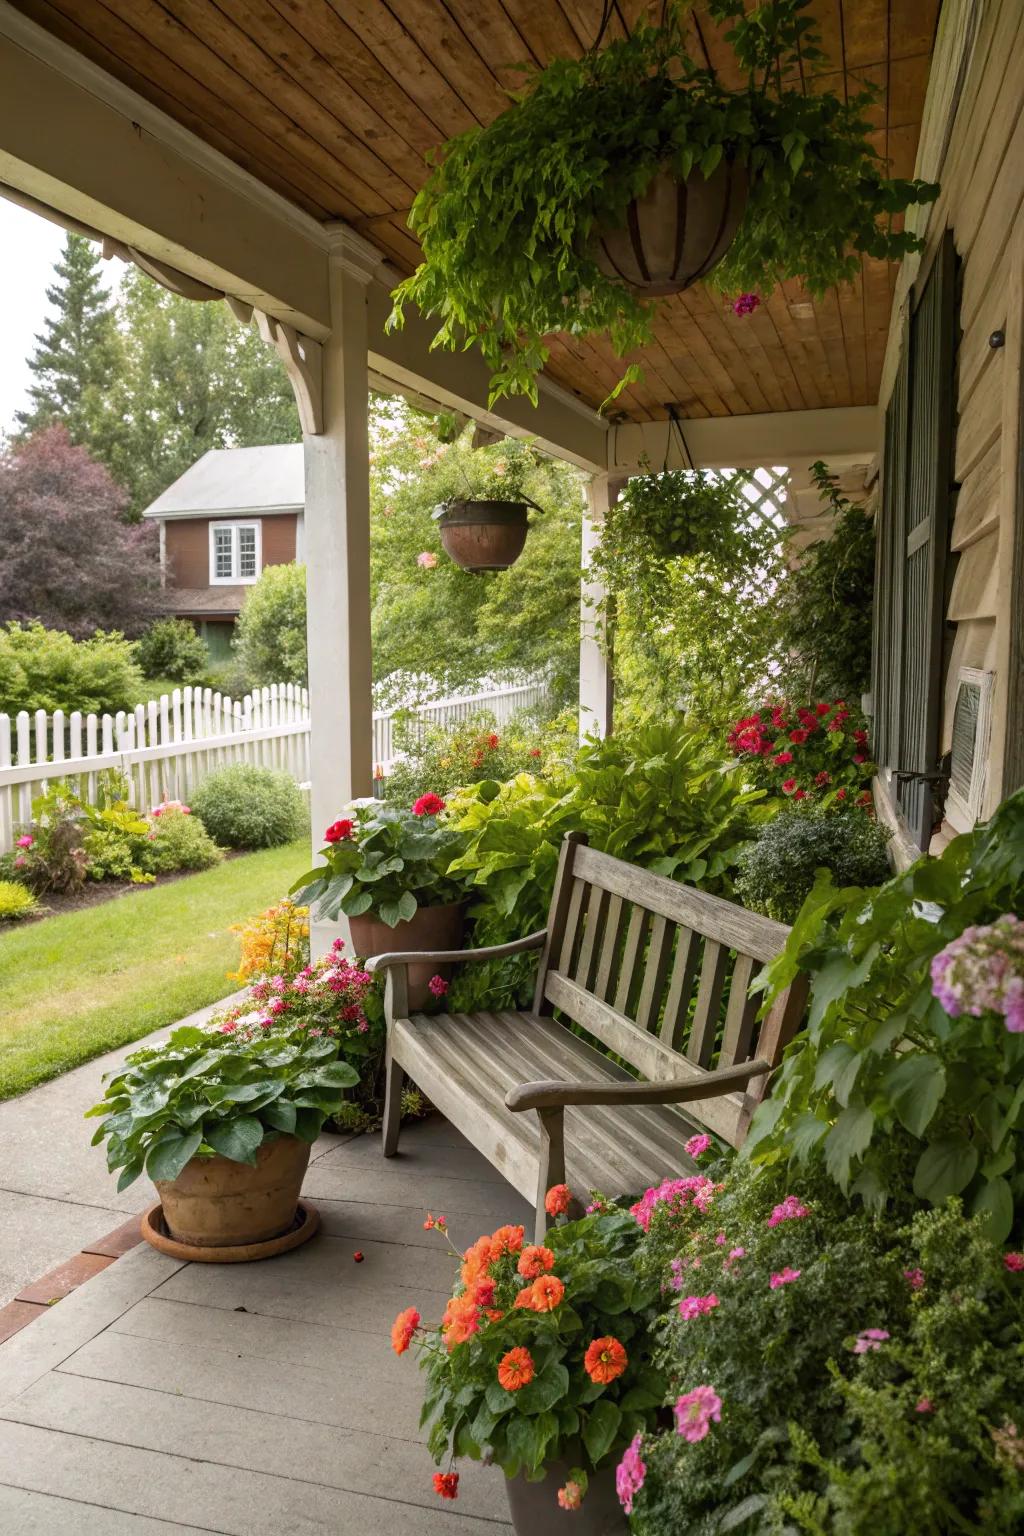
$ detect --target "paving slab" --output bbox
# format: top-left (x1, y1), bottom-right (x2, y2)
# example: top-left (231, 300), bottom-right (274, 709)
top-left (0, 1189), bottom-right (124, 1311)
top-left (0, 1483), bottom-right (215, 1535)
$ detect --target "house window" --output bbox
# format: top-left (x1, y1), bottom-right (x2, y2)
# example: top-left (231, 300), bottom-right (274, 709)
top-left (209, 522), bottom-right (261, 584)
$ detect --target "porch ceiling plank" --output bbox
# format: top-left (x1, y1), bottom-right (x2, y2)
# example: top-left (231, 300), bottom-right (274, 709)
top-left (837, 265), bottom-right (870, 406)
top-left (443, 0), bottom-right (541, 84)
top-left (351, 0), bottom-right (507, 128)
top-left (656, 300), bottom-right (753, 417)
top-left (675, 288), bottom-right (775, 416)
top-left (498, 0), bottom-right (586, 68)
top-left (142, 0), bottom-right (407, 213)
top-left (555, 0), bottom-right (629, 52)
top-left (15, 0), bottom-right (339, 217)
top-left (762, 287), bottom-right (831, 411)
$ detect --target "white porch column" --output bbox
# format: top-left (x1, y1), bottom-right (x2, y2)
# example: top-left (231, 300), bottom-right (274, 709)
top-left (579, 474), bottom-right (625, 741)
top-left (304, 231), bottom-right (375, 956)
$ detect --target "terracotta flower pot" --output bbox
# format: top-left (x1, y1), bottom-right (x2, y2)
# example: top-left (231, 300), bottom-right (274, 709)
top-left (505, 1460), bottom-right (627, 1535)
top-left (592, 159), bottom-right (749, 297)
top-left (437, 500), bottom-right (530, 572)
top-left (350, 900), bottom-right (465, 1010)
top-left (155, 1133), bottom-right (311, 1248)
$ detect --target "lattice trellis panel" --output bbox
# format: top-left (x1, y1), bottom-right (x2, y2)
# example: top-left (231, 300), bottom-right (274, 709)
top-left (724, 465), bottom-right (790, 542)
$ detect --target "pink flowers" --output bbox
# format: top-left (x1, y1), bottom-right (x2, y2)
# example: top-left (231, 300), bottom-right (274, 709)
top-left (674, 1386), bottom-right (722, 1443)
top-left (412, 793), bottom-right (446, 818)
top-left (1004, 1252), bottom-right (1024, 1272)
top-left (930, 915), bottom-right (1024, 1034)
top-left (685, 1133), bottom-right (712, 1160)
top-left (904, 1267), bottom-right (926, 1291)
top-left (428, 974), bottom-right (449, 998)
top-left (630, 1175), bottom-right (717, 1232)
top-left (767, 1195), bottom-right (809, 1228)
top-left (732, 292), bottom-right (761, 316)
top-left (678, 1292), bottom-right (719, 1320)
top-left (916, 1397), bottom-right (934, 1413)
top-left (557, 1482), bottom-right (583, 1511)
top-left (15, 834), bottom-right (33, 848)
top-left (853, 1328), bottom-right (890, 1354)
top-left (769, 1267), bottom-right (801, 1289)
top-left (615, 1434), bottom-right (646, 1514)
top-left (416, 551), bottom-right (438, 569)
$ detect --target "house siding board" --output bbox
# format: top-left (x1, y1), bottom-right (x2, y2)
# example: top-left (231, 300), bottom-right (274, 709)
top-left (164, 514), bottom-right (297, 589)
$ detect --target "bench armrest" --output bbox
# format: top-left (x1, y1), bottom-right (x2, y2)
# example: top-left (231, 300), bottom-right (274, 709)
top-left (366, 929), bottom-right (547, 975)
top-left (505, 1058), bottom-right (771, 1112)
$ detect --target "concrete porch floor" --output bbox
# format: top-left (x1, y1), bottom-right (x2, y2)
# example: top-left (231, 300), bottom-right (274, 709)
top-left (0, 1116), bottom-right (529, 1533)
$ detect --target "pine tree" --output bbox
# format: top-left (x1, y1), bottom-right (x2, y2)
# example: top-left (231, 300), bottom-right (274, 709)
top-left (15, 233), bottom-right (122, 453)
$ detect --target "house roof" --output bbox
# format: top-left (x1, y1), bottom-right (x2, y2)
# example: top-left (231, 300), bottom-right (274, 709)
top-left (162, 587), bottom-right (248, 618)
top-left (143, 444), bottom-right (304, 521)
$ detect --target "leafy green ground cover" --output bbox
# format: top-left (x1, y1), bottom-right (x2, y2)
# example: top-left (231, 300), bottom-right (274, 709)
top-left (0, 840), bottom-right (306, 1101)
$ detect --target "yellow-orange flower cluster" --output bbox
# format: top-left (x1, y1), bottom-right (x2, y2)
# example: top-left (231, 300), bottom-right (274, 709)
top-left (513, 1273), bottom-right (565, 1312)
top-left (390, 1306), bottom-right (420, 1355)
top-left (227, 900), bottom-right (309, 982)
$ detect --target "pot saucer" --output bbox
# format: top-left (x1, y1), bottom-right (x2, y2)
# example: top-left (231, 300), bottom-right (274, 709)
top-left (141, 1199), bottom-right (320, 1263)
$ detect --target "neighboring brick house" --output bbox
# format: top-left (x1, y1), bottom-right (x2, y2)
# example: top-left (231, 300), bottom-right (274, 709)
top-left (142, 444), bottom-right (304, 661)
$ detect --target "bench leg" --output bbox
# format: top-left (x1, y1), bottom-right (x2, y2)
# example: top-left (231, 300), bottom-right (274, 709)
top-left (533, 1106), bottom-right (565, 1244)
top-left (382, 1046), bottom-right (404, 1158)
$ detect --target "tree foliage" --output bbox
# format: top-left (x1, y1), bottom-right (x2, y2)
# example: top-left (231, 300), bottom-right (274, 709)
top-left (0, 426), bottom-right (159, 639)
top-left (233, 561), bottom-right (308, 690)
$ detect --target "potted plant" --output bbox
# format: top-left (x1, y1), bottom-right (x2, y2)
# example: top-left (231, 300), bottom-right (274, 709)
top-left (434, 439), bottom-right (544, 573)
top-left (388, 2), bottom-right (938, 406)
top-left (86, 943), bottom-right (374, 1257)
top-left (292, 798), bottom-right (468, 1007)
top-left (392, 1189), bottom-right (667, 1531)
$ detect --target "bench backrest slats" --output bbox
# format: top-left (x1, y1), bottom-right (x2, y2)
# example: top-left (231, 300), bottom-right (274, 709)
top-left (536, 835), bottom-right (805, 1149)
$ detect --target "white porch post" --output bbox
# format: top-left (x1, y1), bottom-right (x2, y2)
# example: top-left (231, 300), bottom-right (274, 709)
top-left (304, 231), bottom-right (375, 957)
top-left (579, 474), bottom-right (625, 741)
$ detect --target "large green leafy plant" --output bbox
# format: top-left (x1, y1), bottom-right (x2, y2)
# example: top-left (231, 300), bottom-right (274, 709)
top-left (389, 1), bottom-right (937, 404)
top-left (745, 788), bottom-right (1024, 1242)
top-left (293, 800), bottom-right (467, 928)
top-left (87, 947), bottom-right (375, 1189)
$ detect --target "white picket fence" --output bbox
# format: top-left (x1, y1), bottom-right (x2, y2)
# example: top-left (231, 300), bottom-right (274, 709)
top-left (0, 675), bottom-right (549, 854)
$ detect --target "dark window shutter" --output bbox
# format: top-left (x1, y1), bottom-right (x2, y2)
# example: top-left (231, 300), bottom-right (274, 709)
top-left (872, 231), bottom-right (958, 849)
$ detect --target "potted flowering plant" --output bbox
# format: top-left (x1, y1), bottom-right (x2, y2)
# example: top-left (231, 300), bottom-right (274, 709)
top-left (388, 1), bottom-right (937, 406)
top-left (292, 798), bottom-right (468, 1007)
top-left (433, 439), bottom-right (545, 573)
top-left (726, 699), bottom-right (876, 807)
top-left (86, 941), bottom-right (374, 1257)
top-left (392, 1187), bottom-right (667, 1532)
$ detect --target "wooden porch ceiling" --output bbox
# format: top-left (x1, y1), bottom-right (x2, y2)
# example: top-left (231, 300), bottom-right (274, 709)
top-left (12, 0), bottom-right (939, 424)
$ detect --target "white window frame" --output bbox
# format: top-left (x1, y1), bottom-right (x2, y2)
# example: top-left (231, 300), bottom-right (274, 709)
top-left (209, 520), bottom-right (262, 585)
top-left (945, 666), bottom-right (994, 833)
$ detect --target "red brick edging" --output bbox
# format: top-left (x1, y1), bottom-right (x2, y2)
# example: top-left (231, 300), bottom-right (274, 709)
top-left (0, 1215), bottom-right (144, 1346)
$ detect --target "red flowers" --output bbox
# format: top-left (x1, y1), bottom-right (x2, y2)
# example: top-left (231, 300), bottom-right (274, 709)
top-left (498, 1346), bottom-right (535, 1391)
top-left (412, 792), bottom-right (445, 817)
top-left (428, 974), bottom-right (449, 998)
top-left (728, 700), bottom-right (875, 807)
top-left (773, 751), bottom-right (793, 766)
top-left (544, 1183), bottom-right (571, 1217)
top-left (324, 818), bottom-right (354, 842)
top-left (391, 1306), bottom-right (420, 1354)
top-left (433, 1472), bottom-right (459, 1500)
top-left (732, 292), bottom-right (760, 316)
top-left (782, 778), bottom-right (797, 794)
top-left (584, 1336), bottom-right (628, 1383)
top-left (789, 728), bottom-right (808, 745)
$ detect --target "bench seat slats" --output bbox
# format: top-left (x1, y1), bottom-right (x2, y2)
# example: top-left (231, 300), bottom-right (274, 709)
top-left (392, 1011), bottom-right (704, 1205)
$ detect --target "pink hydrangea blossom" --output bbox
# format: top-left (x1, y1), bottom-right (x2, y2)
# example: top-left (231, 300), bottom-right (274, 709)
top-left (767, 1195), bottom-right (810, 1228)
top-left (930, 914), bottom-right (1024, 1034)
top-left (769, 1267), bottom-right (801, 1289)
top-left (685, 1133), bottom-right (712, 1160)
top-left (853, 1328), bottom-right (890, 1355)
top-left (674, 1386), bottom-right (722, 1443)
top-left (417, 551), bottom-right (438, 569)
top-left (615, 1434), bottom-right (646, 1513)
top-left (678, 1292), bottom-right (719, 1320)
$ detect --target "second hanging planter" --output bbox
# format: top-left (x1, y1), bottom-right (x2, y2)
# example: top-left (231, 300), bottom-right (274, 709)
top-left (434, 498), bottom-right (534, 572)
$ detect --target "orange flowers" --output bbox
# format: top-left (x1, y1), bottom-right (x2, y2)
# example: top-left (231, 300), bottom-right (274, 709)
top-left (460, 1234), bottom-right (493, 1288)
top-left (517, 1244), bottom-right (556, 1279)
top-left (423, 1213), bottom-right (447, 1231)
top-left (584, 1336), bottom-right (628, 1384)
top-left (527, 1273), bottom-right (565, 1312)
top-left (390, 1306), bottom-right (420, 1356)
top-left (490, 1224), bottom-right (525, 1256)
top-left (544, 1183), bottom-right (571, 1217)
top-left (442, 1294), bottom-right (480, 1350)
top-left (498, 1346), bottom-right (535, 1391)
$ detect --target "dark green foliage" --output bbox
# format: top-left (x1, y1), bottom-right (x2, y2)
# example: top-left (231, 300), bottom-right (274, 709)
top-left (746, 787), bottom-right (1024, 1242)
top-left (390, 3), bottom-right (937, 404)
top-left (233, 563), bottom-right (308, 689)
top-left (736, 805), bottom-right (892, 923)
top-left (190, 765), bottom-right (308, 850)
top-left (135, 618), bottom-right (209, 683)
top-left (138, 807), bottom-right (223, 875)
top-left (777, 461), bottom-right (877, 699)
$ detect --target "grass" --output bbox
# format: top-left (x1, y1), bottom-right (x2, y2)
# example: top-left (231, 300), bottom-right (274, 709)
top-left (0, 840), bottom-right (308, 1102)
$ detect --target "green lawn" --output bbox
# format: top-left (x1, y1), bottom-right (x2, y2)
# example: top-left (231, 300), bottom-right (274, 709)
top-left (0, 841), bottom-right (308, 1102)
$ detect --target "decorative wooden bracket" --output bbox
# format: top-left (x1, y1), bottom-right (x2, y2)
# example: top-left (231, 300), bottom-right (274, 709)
top-left (251, 310), bottom-right (324, 436)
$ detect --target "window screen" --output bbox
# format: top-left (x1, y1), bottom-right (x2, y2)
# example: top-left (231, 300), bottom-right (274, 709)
top-left (213, 526), bottom-right (234, 580)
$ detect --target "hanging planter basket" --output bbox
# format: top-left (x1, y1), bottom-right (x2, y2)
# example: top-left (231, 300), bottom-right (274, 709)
top-left (434, 498), bottom-right (539, 573)
top-left (591, 159), bottom-right (749, 298)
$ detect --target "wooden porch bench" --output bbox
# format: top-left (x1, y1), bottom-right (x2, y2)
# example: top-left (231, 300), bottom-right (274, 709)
top-left (367, 834), bottom-right (806, 1239)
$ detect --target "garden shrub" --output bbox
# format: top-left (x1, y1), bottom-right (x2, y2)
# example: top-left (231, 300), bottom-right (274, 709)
top-left (0, 621), bottom-right (143, 716)
top-left (134, 617), bottom-right (208, 683)
top-left (746, 785), bottom-right (1024, 1243)
top-left (190, 763), bottom-right (307, 849)
top-left (233, 562), bottom-right (307, 688)
top-left (380, 706), bottom-right (576, 805)
top-left (0, 879), bottom-right (38, 920)
top-left (137, 804), bottom-right (223, 874)
top-left (735, 805), bottom-right (892, 923)
top-left (627, 1158), bottom-right (1024, 1535)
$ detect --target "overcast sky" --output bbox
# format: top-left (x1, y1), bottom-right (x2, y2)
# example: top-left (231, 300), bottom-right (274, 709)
top-left (0, 198), bottom-right (113, 438)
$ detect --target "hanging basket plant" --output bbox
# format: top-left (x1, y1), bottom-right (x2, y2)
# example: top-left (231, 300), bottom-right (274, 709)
top-left (388, 0), bottom-right (938, 407)
top-left (432, 438), bottom-right (545, 573)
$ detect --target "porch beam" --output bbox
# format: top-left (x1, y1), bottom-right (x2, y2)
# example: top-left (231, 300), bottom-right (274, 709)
top-left (610, 406), bottom-right (880, 472)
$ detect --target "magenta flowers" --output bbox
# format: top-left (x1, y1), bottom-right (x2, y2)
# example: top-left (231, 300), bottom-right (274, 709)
top-left (674, 1386), bottom-right (722, 1443)
top-left (930, 914), bottom-right (1024, 1034)
top-left (615, 1434), bottom-right (646, 1514)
